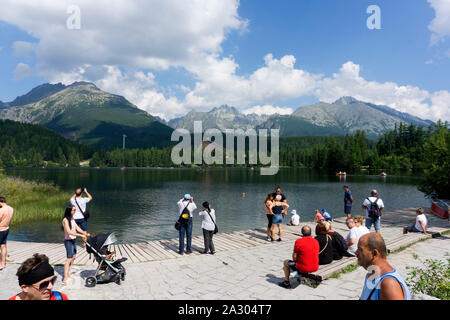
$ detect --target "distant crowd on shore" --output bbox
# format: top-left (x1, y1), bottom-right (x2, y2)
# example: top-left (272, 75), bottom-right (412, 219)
top-left (272, 185), bottom-right (431, 301)
top-left (0, 182), bottom-right (435, 300)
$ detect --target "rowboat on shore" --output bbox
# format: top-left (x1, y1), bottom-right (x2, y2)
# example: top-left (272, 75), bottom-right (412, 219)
top-left (431, 199), bottom-right (449, 219)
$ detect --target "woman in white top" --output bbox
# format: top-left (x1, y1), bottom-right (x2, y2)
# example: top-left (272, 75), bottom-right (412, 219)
top-left (199, 201), bottom-right (216, 255)
top-left (62, 205), bottom-right (90, 285)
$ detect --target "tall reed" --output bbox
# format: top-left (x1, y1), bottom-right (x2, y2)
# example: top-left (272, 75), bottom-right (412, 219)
top-left (0, 174), bottom-right (71, 228)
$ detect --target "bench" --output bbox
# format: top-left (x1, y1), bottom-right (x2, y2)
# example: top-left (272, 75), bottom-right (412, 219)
top-left (294, 229), bottom-right (444, 286)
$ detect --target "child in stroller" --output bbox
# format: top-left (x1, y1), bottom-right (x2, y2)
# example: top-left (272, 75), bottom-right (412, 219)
top-left (85, 232), bottom-right (127, 287)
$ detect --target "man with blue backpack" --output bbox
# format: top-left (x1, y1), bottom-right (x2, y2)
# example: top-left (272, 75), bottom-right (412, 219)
top-left (362, 189), bottom-right (384, 234)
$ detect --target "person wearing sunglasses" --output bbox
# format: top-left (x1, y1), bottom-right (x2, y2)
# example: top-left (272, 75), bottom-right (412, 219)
top-left (9, 253), bottom-right (68, 300)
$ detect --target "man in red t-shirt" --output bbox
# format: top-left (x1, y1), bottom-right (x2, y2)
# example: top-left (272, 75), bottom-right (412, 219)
top-left (9, 253), bottom-right (68, 300)
top-left (280, 225), bottom-right (319, 288)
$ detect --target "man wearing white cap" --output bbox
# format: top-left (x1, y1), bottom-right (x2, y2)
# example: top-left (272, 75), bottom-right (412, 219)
top-left (288, 210), bottom-right (300, 226)
top-left (177, 194), bottom-right (197, 255)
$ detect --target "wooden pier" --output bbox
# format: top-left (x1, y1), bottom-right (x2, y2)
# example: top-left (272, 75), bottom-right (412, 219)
top-left (6, 208), bottom-right (449, 279)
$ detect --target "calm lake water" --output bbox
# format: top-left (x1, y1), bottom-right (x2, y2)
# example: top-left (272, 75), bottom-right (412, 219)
top-left (4, 167), bottom-right (430, 243)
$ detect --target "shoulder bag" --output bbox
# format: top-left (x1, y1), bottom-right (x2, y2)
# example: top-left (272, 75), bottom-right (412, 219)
top-left (74, 197), bottom-right (90, 220)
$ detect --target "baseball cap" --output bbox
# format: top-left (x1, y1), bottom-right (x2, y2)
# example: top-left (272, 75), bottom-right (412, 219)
top-left (321, 208), bottom-right (326, 212)
top-left (184, 194), bottom-right (191, 200)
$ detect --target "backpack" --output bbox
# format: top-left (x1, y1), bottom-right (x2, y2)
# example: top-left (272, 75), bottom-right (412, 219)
top-left (367, 198), bottom-right (381, 220)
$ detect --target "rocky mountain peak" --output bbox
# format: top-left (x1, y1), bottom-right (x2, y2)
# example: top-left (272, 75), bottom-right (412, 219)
top-left (333, 96), bottom-right (359, 105)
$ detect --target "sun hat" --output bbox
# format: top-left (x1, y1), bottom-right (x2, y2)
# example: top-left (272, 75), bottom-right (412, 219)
top-left (184, 194), bottom-right (191, 200)
top-left (291, 210), bottom-right (297, 215)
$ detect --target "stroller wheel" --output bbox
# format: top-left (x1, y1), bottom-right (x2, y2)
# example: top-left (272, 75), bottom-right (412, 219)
top-left (86, 277), bottom-right (97, 288)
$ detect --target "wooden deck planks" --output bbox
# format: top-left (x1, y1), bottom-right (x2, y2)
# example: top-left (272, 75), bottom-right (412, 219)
top-left (141, 242), bottom-right (173, 260)
top-left (6, 207), bottom-right (449, 267)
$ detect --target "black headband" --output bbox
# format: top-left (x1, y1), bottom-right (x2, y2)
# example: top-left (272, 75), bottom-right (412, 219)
top-left (18, 261), bottom-right (55, 286)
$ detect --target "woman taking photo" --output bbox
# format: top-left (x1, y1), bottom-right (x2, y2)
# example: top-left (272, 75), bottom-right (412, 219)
top-left (62, 205), bottom-right (90, 285)
top-left (199, 201), bottom-right (217, 255)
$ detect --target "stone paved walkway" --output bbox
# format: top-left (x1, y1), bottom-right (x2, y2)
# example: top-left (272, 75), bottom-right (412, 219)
top-left (1, 230), bottom-right (448, 300)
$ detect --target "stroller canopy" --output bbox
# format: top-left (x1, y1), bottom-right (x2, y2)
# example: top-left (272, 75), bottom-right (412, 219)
top-left (87, 233), bottom-right (117, 252)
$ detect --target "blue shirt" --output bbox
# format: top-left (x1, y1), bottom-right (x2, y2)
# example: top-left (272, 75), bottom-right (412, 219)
top-left (360, 269), bottom-right (410, 300)
top-left (344, 190), bottom-right (353, 206)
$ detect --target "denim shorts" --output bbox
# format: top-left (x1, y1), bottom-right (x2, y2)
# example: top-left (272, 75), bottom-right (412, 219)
top-left (0, 229), bottom-right (9, 245)
top-left (406, 225), bottom-right (421, 233)
top-left (64, 239), bottom-right (77, 258)
top-left (365, 217), bottom-right (381, 231)
top-left (272, 214), bottom-right (283, 225)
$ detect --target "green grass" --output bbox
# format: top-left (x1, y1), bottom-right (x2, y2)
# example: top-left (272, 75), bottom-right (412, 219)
top-left (328, 264), bottom-right (359, 279)
top-left (0, 174), bottom-right (71, 228)
top-left (389, 230), bottom-right (449, 255)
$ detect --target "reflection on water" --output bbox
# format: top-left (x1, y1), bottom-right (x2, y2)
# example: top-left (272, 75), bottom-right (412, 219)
top-left (4, 167), bottom-right (430, 243)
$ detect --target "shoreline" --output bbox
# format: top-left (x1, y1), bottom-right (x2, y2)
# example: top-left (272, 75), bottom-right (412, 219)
top-left (5, 207), bottom-right (448, 265)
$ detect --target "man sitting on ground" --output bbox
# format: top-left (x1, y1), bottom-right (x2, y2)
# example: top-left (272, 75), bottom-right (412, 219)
top-left (9, 253), bottom-right (68, 300)
top-left (280, 225), bottom-right (319, 289)
top-left (403, 207), bottom-right (431, 236)
top-left (321, 208), bottom-right (332, 221)
top-left (287, 210), bottom-right (300, 226)
top-left (357, 233), bottom-right (410, 300)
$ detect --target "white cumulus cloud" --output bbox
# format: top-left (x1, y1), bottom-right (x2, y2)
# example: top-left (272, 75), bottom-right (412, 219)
top-left (428, 0), bottom-right (450, 45)
top-left (242, 105), bottom-right (293, 116)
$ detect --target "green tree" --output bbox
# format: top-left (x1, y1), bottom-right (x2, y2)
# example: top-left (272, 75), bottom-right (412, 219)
top-left (418, 121), bottom-right (450, 199)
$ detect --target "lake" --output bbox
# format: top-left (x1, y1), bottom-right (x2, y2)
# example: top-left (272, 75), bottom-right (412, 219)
top-left (4, 167), bottom-right (430, 243)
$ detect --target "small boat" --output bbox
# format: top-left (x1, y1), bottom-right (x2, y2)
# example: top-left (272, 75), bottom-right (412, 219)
top-left (336, 171), bottom-right (346, 176)
top-left (120, 167), bottom-right (126, 171)
top-left (380, 172), bottom-right (387, 177)
top-left (431, 199), bottom-right (449, 219)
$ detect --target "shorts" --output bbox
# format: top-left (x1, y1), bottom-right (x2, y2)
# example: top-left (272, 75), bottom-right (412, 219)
top-left (64, 239), bottom-right (77, 258)
top-left (288, 260), bottom-right (298, 272)
top-left (0, 229), bottom-right (9, 245)
top-left (365, 217), bottom-right (381, 231)
top-left (272, 214), bottom-right (283, 225)
top-left (406, 225), bottom-right (422, 233)
top-left (344, 206), bottom-right (352, 215)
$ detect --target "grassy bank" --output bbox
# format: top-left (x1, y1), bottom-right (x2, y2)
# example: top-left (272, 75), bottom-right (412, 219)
top-left (0, 173), bottom-right (70, 228)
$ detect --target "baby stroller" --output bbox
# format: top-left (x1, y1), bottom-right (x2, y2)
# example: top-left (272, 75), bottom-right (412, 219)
top-left (85, 232), bottom-right (127, 287)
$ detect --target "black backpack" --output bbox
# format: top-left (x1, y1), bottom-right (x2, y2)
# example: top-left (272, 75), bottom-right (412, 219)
top-left (367, 198), bottom-right (381, 220)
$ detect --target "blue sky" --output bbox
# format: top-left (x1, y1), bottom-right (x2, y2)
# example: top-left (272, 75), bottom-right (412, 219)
top-left (0, 0), bottom-right (449, 121)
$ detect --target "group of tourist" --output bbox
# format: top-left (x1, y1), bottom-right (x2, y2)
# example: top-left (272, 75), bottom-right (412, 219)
top-left (278, 186), bottom-right (432, 300)
top-left (0, 187), bottom-right (93, 300)
top-left (0, 182), bottom-right (435, 300)
top-left (176, 194), bottom-right (218, 255)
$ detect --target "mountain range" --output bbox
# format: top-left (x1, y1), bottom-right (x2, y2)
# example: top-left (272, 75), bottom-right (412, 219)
top-left (168, 96), bottom-right (432, 138)
top-left (0, 82), bottom-right (173, 149)
top-left (168, 105), bottom-right (271, 131)
top-left (0, 82), bottom-right (433, 149)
